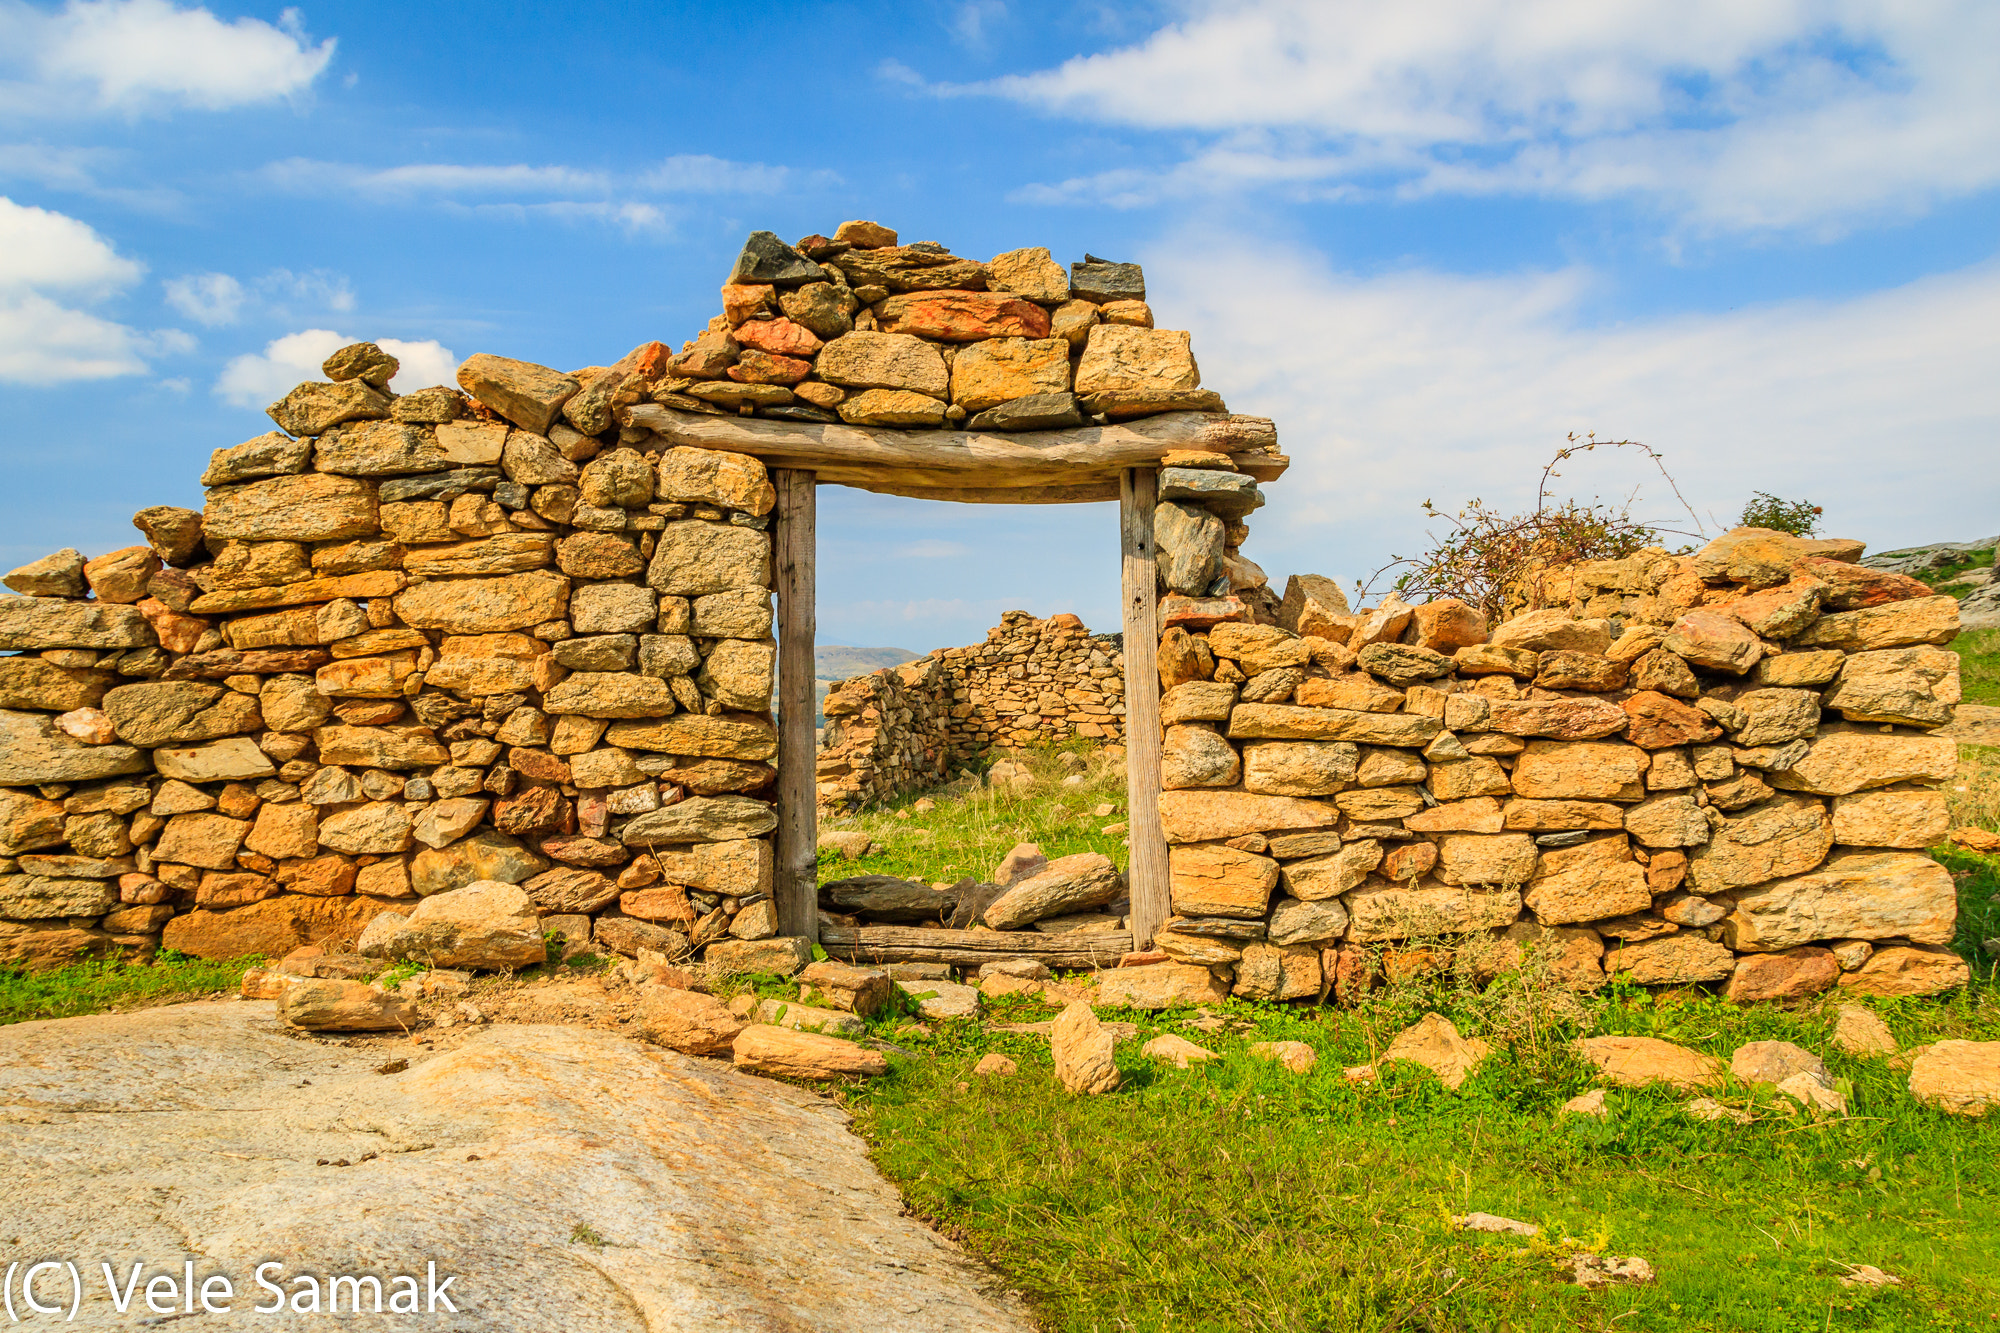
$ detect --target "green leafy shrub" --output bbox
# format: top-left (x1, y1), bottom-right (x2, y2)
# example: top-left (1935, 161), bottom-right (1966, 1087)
top-left (1739, 491), bottom-right (1823, 536)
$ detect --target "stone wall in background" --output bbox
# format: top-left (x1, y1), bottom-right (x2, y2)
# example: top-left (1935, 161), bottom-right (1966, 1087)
top-left (815, 611), bottom-right (1125, 810)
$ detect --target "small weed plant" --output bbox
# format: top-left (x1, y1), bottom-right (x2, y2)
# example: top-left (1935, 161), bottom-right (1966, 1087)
top-left (1738, 492), bottom-right (1823, 536)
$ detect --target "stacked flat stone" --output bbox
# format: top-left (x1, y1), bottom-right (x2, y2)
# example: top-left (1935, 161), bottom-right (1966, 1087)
top-left (0, 339), bottom-right (796, 972)
top-left (656, 221), bottom-right (1221, 430)
top-left (816, 611), bottom-right (1126, 810)
top-left (1126, 523), bottom-right (1968, 1004)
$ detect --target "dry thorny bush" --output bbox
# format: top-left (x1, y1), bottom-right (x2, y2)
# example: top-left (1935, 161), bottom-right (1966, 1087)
top-left (1362, 435), bottom-right (1708, 621)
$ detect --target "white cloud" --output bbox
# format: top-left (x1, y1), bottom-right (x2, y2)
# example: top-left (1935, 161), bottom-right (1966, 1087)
top-left (977, 0), bottom-right (2000, 233)
top-left (1148, 232), bottom-right (2000, 592)
top-left (163, 270), bottom-right (241, 324)
top-left (0, 194), bottom-right (140, 295)
top-left (216, 327), bottom-right (458, 405)
top-left (0, 0), bottom-right (334, 116)
top-left (895, 540), bottom-right (973, 559)
top-left (257, 153), bottom-right (835, 234)
top-left (0, 194), bottom-right (186, 382)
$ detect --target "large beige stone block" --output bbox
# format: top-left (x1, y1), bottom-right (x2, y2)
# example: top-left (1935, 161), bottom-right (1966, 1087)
top-left (1722, 850), bottom-right (1957, 951)
top-left (1241, 740), bottom-right (1358, 795)
top-left (1073, 324), bottom-right (1199, 396)
top-left (1796, 595), bottom-right (1958, 651)
top-left (1157, 789), bottom-right (1336, 842)
top-left (815, 331), bottom-right (948, 396)
top-left (456, 353), bottom-right (580, 433)
top-left (203, 472), bottom-right (379, 543)
top-left (1831, 789), bottom-right (1950, 848)
top-left (1345, 880), bottom-right (1521, 943)
top-left (1822, 646), bottom-right (1960, 727)
top-left (1510, 741), bottom-right (1648, 800)
top-left (1687, 794), bottom-right (1832, 892)
top-left (655, 447), bottom-right (776, 516)
top-left (1228, 703), bottom-right (1440, 746)
top-left (1436, 833), bottom-right (1537, 886)
top-left (425, 633), bottom-right (559, 696)
top-left (393, 570), bottom-right (569, 634)
top-left (1770, 729), bottom-right (1957, 795)
top-left (949, 337), bottom-right (1071, 411)
top-left (647, 521), bottom-right (771, 596)
top-left (1161, 724), bottom-right (1240, 788)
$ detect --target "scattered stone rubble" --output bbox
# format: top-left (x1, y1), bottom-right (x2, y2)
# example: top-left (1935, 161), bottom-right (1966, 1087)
top-left (816, 611), bottom-right (1125, 809)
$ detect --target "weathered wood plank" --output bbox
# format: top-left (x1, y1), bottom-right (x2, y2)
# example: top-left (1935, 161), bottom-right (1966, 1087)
top-left (1120, 468), bottom-right (1169, 950)
top-left (625, 405), bottom-right (1278, 475)
top-left (833, 479), bottom-right (1121, 505)
top-left (773, 469), bottom-right (818, 942)
top-left (819, 924), bottom-right (1132, 968)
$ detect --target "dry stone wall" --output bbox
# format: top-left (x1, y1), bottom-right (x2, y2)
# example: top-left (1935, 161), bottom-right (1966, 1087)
top-left (0, 218), bottom-right (1225, 974)
top-left (816, 611), bottom-right (1125, 810)
top-left (1140, 521), bottom-right (1969, 1004)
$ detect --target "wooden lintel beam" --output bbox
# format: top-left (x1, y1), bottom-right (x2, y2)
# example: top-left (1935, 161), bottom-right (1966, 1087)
top-left (623, 405), bottom-right (1278, 477)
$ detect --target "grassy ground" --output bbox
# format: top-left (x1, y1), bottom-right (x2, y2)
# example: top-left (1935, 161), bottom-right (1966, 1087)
top-left (817, 740), bottom-right (1133, 885)
top-left (842, 971), bottom-right (2000, 1333)
top-left (1949, 629), bottom-right (2000, 708)
top-left (0, 949), bottom-right (255, 1025)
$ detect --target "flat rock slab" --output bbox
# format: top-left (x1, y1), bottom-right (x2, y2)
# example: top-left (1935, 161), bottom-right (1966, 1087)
top-left (0, 1002), bottom-right (1031, 1332)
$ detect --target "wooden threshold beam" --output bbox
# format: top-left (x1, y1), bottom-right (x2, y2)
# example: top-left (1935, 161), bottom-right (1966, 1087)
top-left (819, 924), bottom-right (1132, 969)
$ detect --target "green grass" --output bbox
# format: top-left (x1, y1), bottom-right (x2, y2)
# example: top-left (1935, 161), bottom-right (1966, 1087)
top-left (1949, 629), bottom-right (2000, 707)
top-left (840, 941), bottom-right (2000, 1330)
top-left (0, 949), bottom-right (258, 1025)
top-left (1907, 546), bottom-right (1995, 592)
top-left (818, 740), bottom-right (1132, 886)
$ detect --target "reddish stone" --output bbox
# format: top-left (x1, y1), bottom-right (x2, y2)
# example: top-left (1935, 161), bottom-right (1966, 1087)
top-left (164, 648), bottom-right (330, 679)
top-left (620, 885), bottom-right (696, 924)
top-left (1380, 841), bottom-right (1439, 881)
top-left (727, 350), bottom-right (813, 385)
top-left (875, 292), bottom-right (1052, 342)
top-left (509, 747), bottom-right (571, 784)
top-left (730, 317), bottom-right (823, 358)
top-left (494, 785), bottom-right (567, 837)
top-left (1724, 946), bottom-right (1838, 1003)
top-left (162, 893), bottom-right (399, 960)
top-left (1621, 690), bottom-right (1724, 749)
top-left (622, 340), bottom-right (673, 379)
top-left (195, 871), bottom-right (279, 908)
top-left (276, 854), bottom-right (358, 897)
top-left (136, 597), bottom-right (209, 653)
top-left (1117, 950), bottom-right (1171, 967)
top-left (1160, 594), bottom-right (1248, 630)
top-left (539, 833), bottom-right (630, 867)
top-left (1797, 557), bottom-right (1933, 610)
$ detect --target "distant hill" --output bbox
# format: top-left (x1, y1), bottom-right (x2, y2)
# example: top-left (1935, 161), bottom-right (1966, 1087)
top-left (815, 645), bottom-right (921, 683)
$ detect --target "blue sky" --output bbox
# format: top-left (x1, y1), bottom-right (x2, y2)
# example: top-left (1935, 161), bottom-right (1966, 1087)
top-left (2, 0), bottom-right (1994, 655)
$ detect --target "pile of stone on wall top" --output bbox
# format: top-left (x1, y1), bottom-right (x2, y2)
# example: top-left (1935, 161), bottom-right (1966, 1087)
top-left (650, 220), bottom-right (1220, 430)
top-left (0, 335), bottom-right (805, 975)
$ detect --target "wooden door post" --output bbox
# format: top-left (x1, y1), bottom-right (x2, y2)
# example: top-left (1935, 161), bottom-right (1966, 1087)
top-left (774, 469), bottom-right (819, 942)
top-left (1119, 468), bottom-right (1168, 950)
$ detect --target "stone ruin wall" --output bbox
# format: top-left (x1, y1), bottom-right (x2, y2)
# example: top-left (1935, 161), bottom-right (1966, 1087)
top-left (815, 610), bottom-right (1125, 810)
top-left (1138, 523), bottom-right (1969, 1003)
top-left (0, 218), bottom-right (1229, 973)
top-left (825, 515), bottom-right (1972, 1005)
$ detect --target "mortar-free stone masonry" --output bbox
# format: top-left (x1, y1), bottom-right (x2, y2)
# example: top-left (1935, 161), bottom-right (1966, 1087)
top-left (0, 220), bottom-right (1972, 1006)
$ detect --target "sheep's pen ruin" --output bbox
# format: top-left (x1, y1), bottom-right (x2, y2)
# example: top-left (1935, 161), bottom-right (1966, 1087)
top-left (0, 219), bottom-right (1975, 1008)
